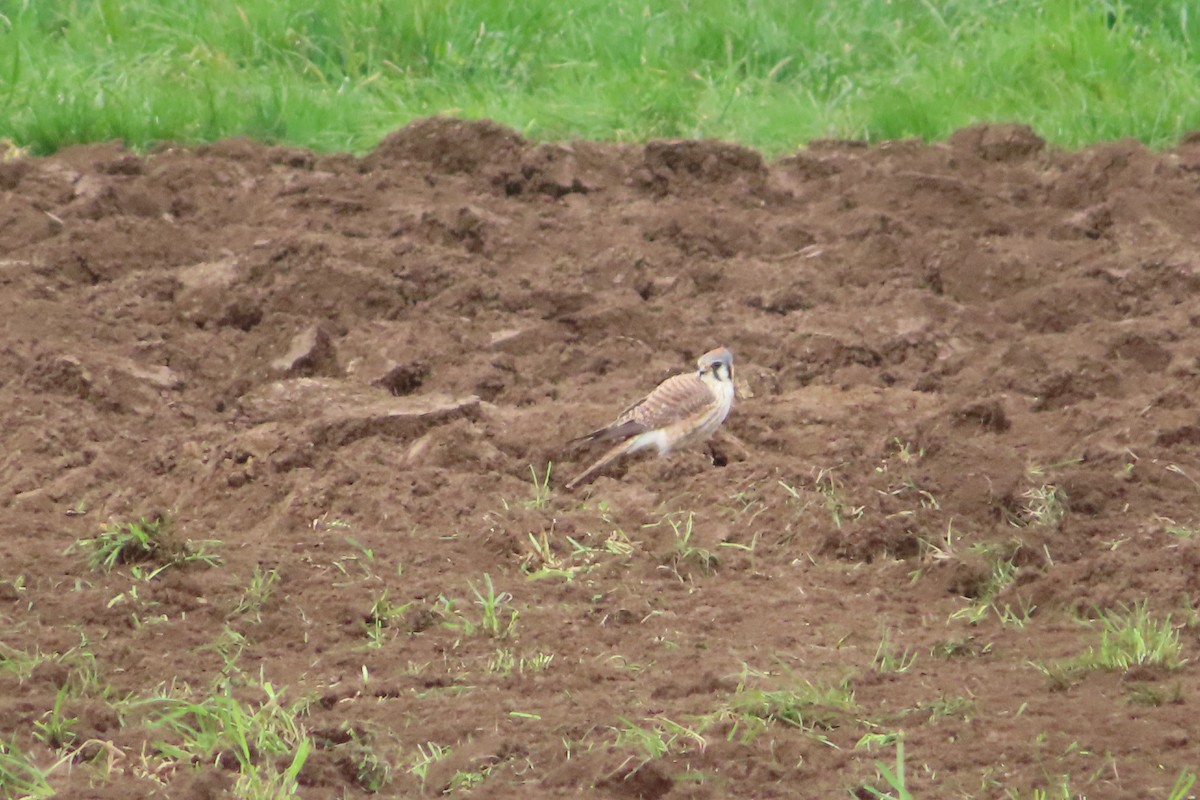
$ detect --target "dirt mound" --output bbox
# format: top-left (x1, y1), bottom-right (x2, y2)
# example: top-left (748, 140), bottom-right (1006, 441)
top-left (2, 119), bottom-right (1198, 797)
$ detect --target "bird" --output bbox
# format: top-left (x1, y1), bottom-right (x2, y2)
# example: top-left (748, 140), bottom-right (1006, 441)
top-left (565, 347), bottom-right (735, 490)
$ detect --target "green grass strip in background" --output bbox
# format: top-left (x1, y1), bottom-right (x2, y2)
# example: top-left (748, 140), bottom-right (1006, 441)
top-left (2, 0), bottom-right (1200, 155)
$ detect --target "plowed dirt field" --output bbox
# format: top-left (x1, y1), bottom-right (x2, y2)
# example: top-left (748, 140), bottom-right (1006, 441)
top-left (2, 119), bottom-right (1199, 798)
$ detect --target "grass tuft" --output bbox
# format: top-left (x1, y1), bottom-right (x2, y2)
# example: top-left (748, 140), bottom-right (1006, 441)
top-left (407, 741), bottom-right (450, 790)
top-left (234, 565), bottom-right (281, 621)
top-left (612, 716), bottom-right (706, 773)
top-left (469, 573), bottom-right (518, 640)
top-left (76, 517), bottom-right (168, 570)
top-left (1123, 681), bottom-right (1184, 707)
top-left (1031, 601), bottom-right (1186, 688)
top-left (1087, 602), bottom-right (1185, 671)
top-left (73, 516), bottom-right (220, 576)
top-left (0, 737), bottom-right (55, 799)
top-left (873, 628), bottom-right (917, 674)
top-left (135, 676), bottom-right (313, 795)
top-left (857, 731), bottom-right (914, 800)
top-left (32, 686), bottom-right (79, 750)
top-left (947, 542), bottom-right (1036, 627)
top-left (364, 590), bottom-right (413, 648)
top-left (724, 666), bottom-right (858, 742)
top-left (1016, 484), bottom-right (1067, 527)
top-left (525, 463), bottom-right (553, 510)
top-left (646, 512), bottom-right (719, 578)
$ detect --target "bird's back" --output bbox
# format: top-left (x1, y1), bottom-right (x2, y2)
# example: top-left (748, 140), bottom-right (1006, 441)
top-left (619, 372), bottom-right (716, 432)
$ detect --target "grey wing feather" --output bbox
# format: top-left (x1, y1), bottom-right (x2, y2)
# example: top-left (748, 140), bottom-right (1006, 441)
top-left (570, 418), bottom-right (647, 445)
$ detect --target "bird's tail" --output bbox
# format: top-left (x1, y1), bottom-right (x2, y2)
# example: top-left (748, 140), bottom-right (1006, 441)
top-left (567, 419), bottom-right (645, 448)
top-left (565, 439), bottom-right (635, 490)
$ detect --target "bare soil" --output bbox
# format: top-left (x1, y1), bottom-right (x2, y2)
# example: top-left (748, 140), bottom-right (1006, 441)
top-left (2, 118), bottom-right (1200, 798)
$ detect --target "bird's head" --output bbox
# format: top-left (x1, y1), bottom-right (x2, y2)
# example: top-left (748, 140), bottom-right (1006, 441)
top-left (697, 347), bottom-right (734, 384)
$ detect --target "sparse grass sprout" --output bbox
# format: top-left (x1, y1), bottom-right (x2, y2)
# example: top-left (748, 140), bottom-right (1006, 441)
top-left (468, 574), bottom-right (518, 640)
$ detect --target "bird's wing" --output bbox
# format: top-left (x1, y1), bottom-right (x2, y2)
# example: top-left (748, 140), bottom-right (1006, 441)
top-left (622, 372), bottom-right (715, 428)
top-left (601, 373), bottom-right (713, 436)
top-left (570, 373), bottom-right (715, 445)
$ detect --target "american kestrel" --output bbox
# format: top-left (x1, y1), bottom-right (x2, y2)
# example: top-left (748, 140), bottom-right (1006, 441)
top-left (565, 347), bottom-right (735, 489)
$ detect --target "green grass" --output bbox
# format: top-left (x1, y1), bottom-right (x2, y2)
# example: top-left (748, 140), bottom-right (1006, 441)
top-left (233, 566), bottom-right (281, 622)
top-left (647, 511), bottom-right (720, 578)
top-left (858, 732), bottom-right (914, 800)
top-left (135, 677), bottom-right (314, 797)
top-left (407, 741), bottom-right (451, 791)
top-left (1032, 601), bottom-right (1186, 688)
top-left (612, 716), bottom-right (707, 773)
top-left (947, 542), bottom-right (1036, 627)
top-left (489, 648), bottom-right (554, 676)
top-left (432, 574), bottom-right (519, 642)
top-left (75, 517), bottom-right (169, 571)
top-left (1087, 602), bottom-right (1185, 671)
top-left (363, 590), bottom-right (413, 648)
top-left (0, 737), bottom-right (55, 799)
top-left (727, 679), bottom-right (858, 733)
top-left (723, 666), bottom-right (859, 743)
top-left (342, 730), bottom-right (394, 793)
top-left (872, 628), bottom-right (918, 674)
top-left (4, 0), bottom-right (1200, 155)
top-left (468, 573), bottom-right (518, 639)
top-left (72, 516), bottom-right (220, 576)
top-left (524, 463), bottom-right (553, 511)
top-left (0, 635), bottom-right (99, 690)
top-left (32, 686), bottom-right (78, 750)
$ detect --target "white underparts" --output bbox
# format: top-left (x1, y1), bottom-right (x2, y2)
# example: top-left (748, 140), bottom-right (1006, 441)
top-left (628, 428), bottom-right (673, 455)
